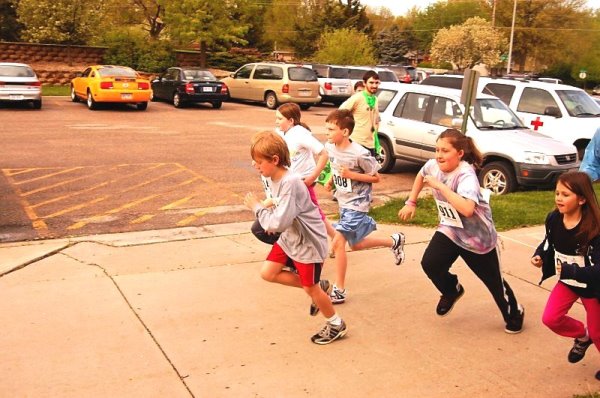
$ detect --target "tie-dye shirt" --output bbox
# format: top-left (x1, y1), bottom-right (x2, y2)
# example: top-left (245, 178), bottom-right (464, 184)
top-left (421, 159), bottom-right (497, 254)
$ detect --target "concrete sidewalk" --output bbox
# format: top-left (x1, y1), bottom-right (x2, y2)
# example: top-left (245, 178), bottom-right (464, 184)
top-left (1, 222), bottom-right (599, 397)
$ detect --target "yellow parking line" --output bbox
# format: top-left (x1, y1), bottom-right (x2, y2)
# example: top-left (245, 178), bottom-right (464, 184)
top-left (161, 196), bottom-right (193, 210)
top-left (43, 196), bottom-right (108, 219)
top-left (15, 167), bottom-right (84, 185)
top-left (22, 167), bottom-right (105, 197)
top-left (176, 210), bottom-right (208, 227)
top-left (3, 168), bottom-right (40, 177)
top-left (121, 168), bottom-right (186, 193)
top-left (130, 214), bottom-right (155, 224)
top-left (1, 170), bottom-right (48, 236)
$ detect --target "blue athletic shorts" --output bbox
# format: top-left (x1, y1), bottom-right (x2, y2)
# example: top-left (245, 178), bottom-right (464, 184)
top-left (334, 208), bottom-right (376, 246)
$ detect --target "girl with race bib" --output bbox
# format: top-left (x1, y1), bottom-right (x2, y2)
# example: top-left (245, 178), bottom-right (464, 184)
top-left (324, 109), bottom-right (405, 305)
top-left (398, 128), bottom-right (524, 333)
top-left (531, 171), bottom-right (600, 381)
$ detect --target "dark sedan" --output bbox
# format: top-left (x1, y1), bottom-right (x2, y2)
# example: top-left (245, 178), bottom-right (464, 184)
top-left (151, 67), bottom-right (228, 108)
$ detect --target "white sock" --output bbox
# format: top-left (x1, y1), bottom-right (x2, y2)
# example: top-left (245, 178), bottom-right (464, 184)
top-left (326, 313), bottom-right (342, 326)
top-left (579, 328), bottom-right (590, 342)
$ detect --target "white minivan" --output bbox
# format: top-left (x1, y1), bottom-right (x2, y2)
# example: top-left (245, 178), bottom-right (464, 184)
top-left (421, 75), bottom-right (600, 158)
top-left (376, 83), bottom-right (579, 195)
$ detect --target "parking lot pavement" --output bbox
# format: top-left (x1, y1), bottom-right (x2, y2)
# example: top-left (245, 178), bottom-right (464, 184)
top-left (1, 222), bottom-right (598, 397)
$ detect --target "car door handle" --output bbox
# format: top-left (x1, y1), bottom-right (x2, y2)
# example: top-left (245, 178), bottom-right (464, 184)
top-left (427, 130), bottom-right (437, 135)
top-left (386, 120), bottom-right (394, 126)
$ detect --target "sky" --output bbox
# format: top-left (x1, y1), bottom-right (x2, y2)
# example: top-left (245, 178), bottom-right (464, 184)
top-left (360, 0), bottom-right (600, 17)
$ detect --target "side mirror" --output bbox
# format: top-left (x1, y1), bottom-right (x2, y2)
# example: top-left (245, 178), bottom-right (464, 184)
top-left (544, 106), bottom-right (561, 118)
top-left (451, 117), bottom-right (463, 128)
top-left (230, 73), bottom-right (235, 78)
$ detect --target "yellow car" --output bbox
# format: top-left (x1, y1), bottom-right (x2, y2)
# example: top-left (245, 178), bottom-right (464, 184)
top-left (70, 65), bottom-right (151, 110)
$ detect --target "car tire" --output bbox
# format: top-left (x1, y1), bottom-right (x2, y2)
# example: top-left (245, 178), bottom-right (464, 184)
top-left (173, 92), bottom-right (184, 108)
top-left (265, 92), bottom-right (278, 109)
top-left (70, 86), bottom-right (79, 102)
top-left (150, 91), bottom-right (157, 102)
top-left (478, 161), bottom-right (516, 195)
top-left (32, 99), bottom-right (42, 109)
top-left (377, 136), bottom-right (396, 173)
top-left (86, 91), bottom-right (97, 110)
top-left (299, 104), bottom-right (311, 110)
top-left (212, 101), bottom-right (222, 109)
top-left (136, 102), bottom-right (148, 111)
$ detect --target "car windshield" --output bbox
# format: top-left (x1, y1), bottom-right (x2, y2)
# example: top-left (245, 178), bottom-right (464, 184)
top-left (183, 69), bottom-right (215, 80)
top-left (375, 88), bottom-right (399, 112)
top-left (288, 67), bottom-right (317, 81)
top-left (0, 65), bottom-right (35, 77)
top-left (471, 98), bottom-right (527, 130)
top-left (98, 67), bottom-right (137, 77)
top-left (556, 90), bottom-right (600, 117)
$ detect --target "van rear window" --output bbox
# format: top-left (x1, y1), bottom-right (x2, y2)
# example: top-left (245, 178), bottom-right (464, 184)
top-left (289, 67), bottom-right (317, 81)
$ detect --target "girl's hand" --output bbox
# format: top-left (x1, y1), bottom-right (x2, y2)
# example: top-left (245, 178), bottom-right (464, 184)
top-left (244, 192), bottom-right (260, 210)
top-left (423, 175), bottom-right (443, 190)
top-left (531, 255), bottom-right (543, 268)
top-left (398, 205), bottom-right (416, 221)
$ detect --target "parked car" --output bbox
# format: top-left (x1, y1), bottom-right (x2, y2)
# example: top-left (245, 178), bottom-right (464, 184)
top-left (421, 75), bottom-right (600, 158)
top-left (347, 66), bottom-right (398, 89)
top-left (593, 85), bottom-right (600, 95)
top-left (70, 65), bottom-right (151, 110)
top-left (307, 64), bottom-right (352, 105)
top-left (151, 67), bottom-right (228, 108)
top-left (375, 83), bottom-right (579, 195)
top-left (0, 62), bottom-right (42, 109)
top-left (377, 64), bottom-right (416, 83)
top-left (220, 62), bottom-right (320, 110)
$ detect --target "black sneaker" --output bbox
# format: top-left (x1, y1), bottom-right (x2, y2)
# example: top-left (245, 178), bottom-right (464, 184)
top-left (436, 283), bottom-right (464, 316)
top-left (505, 305), bottom-right (525, 334)
top-left (309, 280), bottom-right (332, 316)
top-left (568, 336), bottom-right (593, 363)
top-left (311, 320), bottom-right (347, 345)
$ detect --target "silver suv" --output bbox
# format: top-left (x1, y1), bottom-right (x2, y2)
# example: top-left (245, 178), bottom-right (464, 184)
top-left (375, 83), bottom-right (579, 195)
top-left (308, 64), bottom-right (352, 106)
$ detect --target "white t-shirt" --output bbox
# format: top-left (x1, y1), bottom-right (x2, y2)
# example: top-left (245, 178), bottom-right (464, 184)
top-left (277, 125), bottom-right (324, 179)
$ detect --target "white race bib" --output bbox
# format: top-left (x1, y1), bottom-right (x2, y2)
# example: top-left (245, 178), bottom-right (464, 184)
top-left (435, 199), bottom-right (464, 228)
top-left (555, 250), bottom-right (586, 288)
top-left (261, 176), bottom-right (273, 199)
top-left (332, 168), bottom-right (352, 193)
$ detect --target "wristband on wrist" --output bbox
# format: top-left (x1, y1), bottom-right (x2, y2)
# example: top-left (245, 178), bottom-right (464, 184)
top-left (405, 199), bottom-right (417, 207)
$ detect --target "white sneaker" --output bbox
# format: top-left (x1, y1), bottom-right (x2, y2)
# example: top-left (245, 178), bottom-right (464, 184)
top-left (391, 232), bottom-right (406, 265)
top-left (330, 285), bottom-right (347, 304)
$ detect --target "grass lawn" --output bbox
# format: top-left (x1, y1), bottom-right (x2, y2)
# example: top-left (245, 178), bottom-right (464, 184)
top-left (370, 184), bottom-right (600, 231)
top-left (42, 85), bottom-right (70, 96)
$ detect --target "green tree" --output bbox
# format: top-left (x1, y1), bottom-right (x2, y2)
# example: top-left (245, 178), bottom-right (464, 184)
top-left (375, 25), bottom-right (416, 64)
top-left (430, 16), bottom-right (507, 70)
top-left (312, 28), bottom-right (376, 65)
top-left (17, 0), bottom-right (106, 44)
top-left (160, 0), bottom-right (249, 67)
top-left (0, 0), bottom-right (22, 41)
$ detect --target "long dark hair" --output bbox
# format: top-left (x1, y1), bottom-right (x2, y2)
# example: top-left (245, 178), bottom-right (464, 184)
top-left (277, 103), bottom-right (311, 131)
top-left (556, 171), bottom-right (600, 252)
top-left (438, 129), bottom-right (483, 169)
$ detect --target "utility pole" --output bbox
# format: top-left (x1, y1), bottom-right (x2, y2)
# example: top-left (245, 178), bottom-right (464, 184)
top-left (507, 0), bottom-right (517, 74)
top-left (491, 0), bottom-right (497, 26)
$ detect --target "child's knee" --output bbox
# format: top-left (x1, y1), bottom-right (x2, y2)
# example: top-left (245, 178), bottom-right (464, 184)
top-left (541, 312), bottom-right (559, 330)
top-left (260, 264), bottom-right (278, 282)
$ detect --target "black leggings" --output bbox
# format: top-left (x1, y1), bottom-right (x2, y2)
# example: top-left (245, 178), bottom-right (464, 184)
top-left (421, 231), bottom-right (520, 321)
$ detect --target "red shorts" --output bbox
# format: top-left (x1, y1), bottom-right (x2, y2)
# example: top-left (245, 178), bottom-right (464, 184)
top-left (266, 243), bottom-right (322, 287)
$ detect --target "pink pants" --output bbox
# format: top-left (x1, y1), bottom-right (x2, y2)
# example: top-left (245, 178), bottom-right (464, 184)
top-left (542, 282), bottom-right (600, 353)
top-left (307, 184), bottom-right (326, 221)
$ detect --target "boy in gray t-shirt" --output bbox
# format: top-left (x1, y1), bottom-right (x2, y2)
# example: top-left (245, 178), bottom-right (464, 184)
top-left (324, 110), bottom-right (406, 305)
top-left (244, 130), bottom-right (346, 345)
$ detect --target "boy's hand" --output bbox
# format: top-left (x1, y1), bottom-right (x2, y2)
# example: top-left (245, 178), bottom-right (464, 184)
top-left (531, 255), bottom-right (543, 268)
top-left (339, 166), bottom-right (352, 178)
top-left (324, 179), bottom-right (333, 192)
top-left (398, 205), bottom-right (416, 221)
top-left (262, 198), bottom-right (274, 208)
top-left (244, 192), bottom-right (260, 210)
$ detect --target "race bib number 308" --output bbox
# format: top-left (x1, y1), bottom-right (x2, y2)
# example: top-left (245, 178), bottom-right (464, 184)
top-left (332, 170), bottom-right (352, 193)
top-left (435, 199), bottom-right (463, 228)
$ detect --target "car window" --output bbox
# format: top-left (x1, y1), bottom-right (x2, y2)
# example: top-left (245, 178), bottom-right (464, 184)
top-left (235, 65), bottom-right (253, 79)
top-left (349, 69), bottom-right (367, 80)
top-left (183, 69), bottom-right (215, 80)
top-left (0, 65), bottom-right (35, 77)
top-left (421, 76), bottom-right (463, 89)
top-left (431, 97), bottom-right (462, 127)
top-left (473, 98), bottom-right (524, 129)
top-left (330, 67), bottom-right (349, 79)
top-left (378, 71), bottom-right (398, 82)
top-left (288, 67), bottom-right (317, 81)
top-left (166, 69), bottom-right (179, 80)
top-left (395, 92), bottom-right (431, 121)
top-left (254, 65), bottom-right (283, 80)
top-left (82, 68), bottom-right (92, 77)
top-left (482, 83), bottom-right (516, 105)
top-left (375, 89), bottom-right (398, 112)
top-left (517, 87), bottom-right (558, 114)
top-left (312, 65), bottom-right (328, 78)
top-left (98, 67), bottom-right (137, 77)
top-left (555, 90), bottom-right (600, 117)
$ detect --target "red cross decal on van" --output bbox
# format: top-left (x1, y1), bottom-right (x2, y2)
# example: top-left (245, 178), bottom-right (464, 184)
top-left (530, 116), bottom-right (544, 131)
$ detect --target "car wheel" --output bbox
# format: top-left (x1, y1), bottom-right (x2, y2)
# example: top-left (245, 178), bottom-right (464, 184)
top-left (70, 86), bottom-right (79, 102)
top-left (478, 161), bottom-right (516, 195)
top-left (173, 92), bottom-right (184, 108)
top-left (212, 101), bottom-right (222, 109)
top-left (32, 99), bottom-right (42, 109)
top-left (150, 91), bottom-right (157, 102)
top-left (377, 136), bottom-right (396, 173)
top-left (265, 92), bottom-right (278, 109)
top-left (86, 91), bottom-right (97, 110)
top-left (136, 102), bottom-right (148, 111)
top-left (299, 103), bottom-right (311, 110)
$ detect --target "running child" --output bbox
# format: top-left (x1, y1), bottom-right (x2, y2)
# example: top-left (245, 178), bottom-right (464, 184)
top-left (324, 109), bottom-right (405, 304)
top-left (531, 171), bottom-right (600, 381)
top-left (398, 128), bottom-right (524, 333)
top-left (244, 131), bottom-right (347, 345)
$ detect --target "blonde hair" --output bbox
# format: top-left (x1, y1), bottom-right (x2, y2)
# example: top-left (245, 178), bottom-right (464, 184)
top-left (250, 130), bottom-right (291, 167)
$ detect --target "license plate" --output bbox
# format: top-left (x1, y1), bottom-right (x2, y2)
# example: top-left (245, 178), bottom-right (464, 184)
top-left (298, 91), bottom-right (312, 97)
top-left (338, 88), bottom-right (347, 94)
top-left (9, 94), bottom-right (24, 100)
top-left (202, 87), bottom-right (213, 92)
top-left (121, 93), bottom-right (133, 100)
